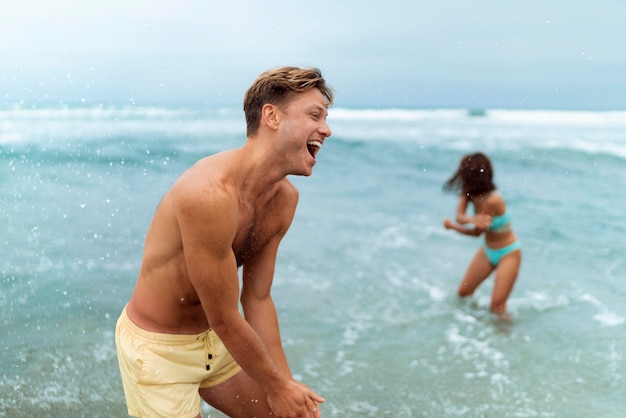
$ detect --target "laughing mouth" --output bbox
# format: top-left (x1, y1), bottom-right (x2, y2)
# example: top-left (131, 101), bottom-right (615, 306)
top-left (307, 140), bottom-right (322, 158)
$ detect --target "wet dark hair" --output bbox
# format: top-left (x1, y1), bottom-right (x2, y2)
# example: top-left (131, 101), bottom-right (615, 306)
top-left (443, 152), bottom-right (496, 199)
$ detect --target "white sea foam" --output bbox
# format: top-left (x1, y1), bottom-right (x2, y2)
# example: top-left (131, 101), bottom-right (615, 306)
top-left (3, 106), bottom-right (626, 158)
top-left (330, 107), bottom-right (466, 121)
top-left (593, 312), bottom-right (625, 327)
top-left (445, 325), bottom-right (508, 368)
top-left (488, 109), bottom-right (626, 126)
top-left (0, 105), bottom-right (245, 144)
top-left (330, 107), bottom-right (626, 126)
top-left (579, 293), bottom-right (625, 327)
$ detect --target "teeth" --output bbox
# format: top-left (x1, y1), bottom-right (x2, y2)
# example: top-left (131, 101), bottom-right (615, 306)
top-left (307, 140), bottom-right (322, 148)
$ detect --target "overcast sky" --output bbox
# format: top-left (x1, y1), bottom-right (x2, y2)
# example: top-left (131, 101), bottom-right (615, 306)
top-left (2, 0), bottom-right (624, 109)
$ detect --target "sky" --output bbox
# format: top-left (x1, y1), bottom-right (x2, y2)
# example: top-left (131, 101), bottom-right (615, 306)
top-left (1, 0), bottom-right (625, 110)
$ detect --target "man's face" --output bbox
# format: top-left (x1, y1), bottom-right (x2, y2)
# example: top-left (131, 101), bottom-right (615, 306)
top-left (277, 88), bottom-right (332, 176)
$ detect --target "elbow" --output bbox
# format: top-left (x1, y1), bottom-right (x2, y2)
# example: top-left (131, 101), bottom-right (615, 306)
top-left (205, 309), bottom-right (239, 336)
top-left (471, 228), bottom-right (483, 237)
top-left (207, 314), bottom-right (229, 333)
top-left (209, 316), bottom-right (239, 343)
top-left (455, 211), bottom-right (469, 224)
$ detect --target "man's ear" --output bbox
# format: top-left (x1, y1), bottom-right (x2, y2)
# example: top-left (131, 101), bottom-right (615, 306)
top-left (261, 103), bottom-right (280, 130)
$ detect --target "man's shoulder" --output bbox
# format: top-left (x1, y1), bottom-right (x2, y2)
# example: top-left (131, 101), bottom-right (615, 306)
top-left (169, 170), bottom-right (235, 220)
top-left (275, 178), bottom-right (299, 205)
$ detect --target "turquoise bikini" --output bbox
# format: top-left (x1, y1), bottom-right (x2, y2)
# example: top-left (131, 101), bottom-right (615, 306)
top-left (482, 208), bottom-right (520, 265)
top-left (482, 241), bottom-right (521, 265)
top-left (488, 212), bottom-right (511, 233)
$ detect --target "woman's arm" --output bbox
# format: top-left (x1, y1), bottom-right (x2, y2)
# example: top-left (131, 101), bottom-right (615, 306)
top-left (453, 195), bottom-right (473, 225)
top-left (443, 218), bottom-right (482, 236)
top-left (453, 195), bottom-right (492, 230)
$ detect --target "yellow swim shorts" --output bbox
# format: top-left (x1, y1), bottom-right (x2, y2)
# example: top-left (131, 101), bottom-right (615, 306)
top-left (115, 306), bottom-right (241, 418)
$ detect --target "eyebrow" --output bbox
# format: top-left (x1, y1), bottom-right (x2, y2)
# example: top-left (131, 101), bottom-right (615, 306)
top-left (311, 104), bottom-right (328, 117)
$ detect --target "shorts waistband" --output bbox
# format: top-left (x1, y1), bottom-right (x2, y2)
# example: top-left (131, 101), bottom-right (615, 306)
top-left (119, 305), bottom-right (212, 345)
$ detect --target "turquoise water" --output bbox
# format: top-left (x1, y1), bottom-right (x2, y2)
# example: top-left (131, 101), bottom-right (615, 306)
top-left (1, 106), bottom-right (625, 417)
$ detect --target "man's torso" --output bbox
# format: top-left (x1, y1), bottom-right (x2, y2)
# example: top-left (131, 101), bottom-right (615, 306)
top-left (127, 153), bottom-right (297, 334)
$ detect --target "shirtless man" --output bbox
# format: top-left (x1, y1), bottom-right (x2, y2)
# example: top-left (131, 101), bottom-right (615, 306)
top-left (115, 67), bottom-right (334, 418)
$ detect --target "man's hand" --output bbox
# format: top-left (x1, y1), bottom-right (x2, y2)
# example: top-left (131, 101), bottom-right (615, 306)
top-left (267, 379), bottom-right (325, 418)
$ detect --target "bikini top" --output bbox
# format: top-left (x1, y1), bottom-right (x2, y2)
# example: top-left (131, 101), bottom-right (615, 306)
top-left (488, 211), bottom-right (511, 233)
top-left (475, 190), bottom-right (511, 233)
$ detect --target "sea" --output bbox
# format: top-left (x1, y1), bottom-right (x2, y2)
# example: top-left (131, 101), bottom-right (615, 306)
top-left (1, 104), bottom-right (625, 417)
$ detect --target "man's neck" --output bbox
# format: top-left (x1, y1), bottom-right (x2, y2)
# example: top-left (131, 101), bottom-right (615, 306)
top-left (231, 140), bottom-right (286, 200)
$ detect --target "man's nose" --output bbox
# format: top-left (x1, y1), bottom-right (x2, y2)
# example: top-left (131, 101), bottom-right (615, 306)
top-left (320, 121), bottom-right (332, 137)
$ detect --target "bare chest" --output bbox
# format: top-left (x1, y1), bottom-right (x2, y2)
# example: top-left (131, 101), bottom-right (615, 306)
top-left (232, 210), bottom-right (279, 266)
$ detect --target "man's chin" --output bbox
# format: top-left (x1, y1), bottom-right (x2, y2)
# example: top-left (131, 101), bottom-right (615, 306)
top-left (293, 169), bottom-right (313, 177)
top-left (292, 162), bottom-right (315, 177)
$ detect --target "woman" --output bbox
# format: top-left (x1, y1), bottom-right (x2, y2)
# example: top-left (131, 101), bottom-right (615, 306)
top-left (443, 152), bottom-right (521, 320)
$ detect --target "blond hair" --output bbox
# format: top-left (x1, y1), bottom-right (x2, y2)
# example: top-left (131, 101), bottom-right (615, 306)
top-left (243, 66), bottom-right (334, 137)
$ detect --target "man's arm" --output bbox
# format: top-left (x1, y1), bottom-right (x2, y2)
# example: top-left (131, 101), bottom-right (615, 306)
top-left (176, 186), bottom-right (281, 384)
top-left (175, 185), bottom-right (321, 417)
top-left (240, 181), bottom-right (297, 376)
top-left (241, 234), bottom-right (292, 376)
top-left (238, 182), bottom-right (324, 416)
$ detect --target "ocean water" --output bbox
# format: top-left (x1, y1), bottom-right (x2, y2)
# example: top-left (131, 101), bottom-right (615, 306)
top-left (1, 105), bottom-right (625, 417)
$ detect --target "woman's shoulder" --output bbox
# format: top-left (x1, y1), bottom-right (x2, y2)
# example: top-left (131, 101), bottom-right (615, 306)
top-left (486, 190), bottom-right (507, 214)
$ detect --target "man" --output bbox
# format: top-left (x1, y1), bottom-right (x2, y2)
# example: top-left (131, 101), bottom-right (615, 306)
top-left (115, 66), bottom-right (334, 418)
